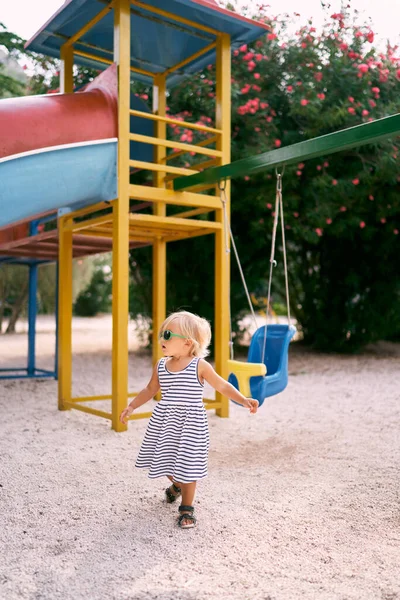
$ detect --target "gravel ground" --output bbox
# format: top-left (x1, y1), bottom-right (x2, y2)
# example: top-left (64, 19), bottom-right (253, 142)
top-left (0, 316), bottom-right (399, 600)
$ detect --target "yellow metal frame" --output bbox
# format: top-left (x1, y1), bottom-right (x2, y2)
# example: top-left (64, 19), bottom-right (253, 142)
top-left (63, 2), bottom-right (115, 49)
top-left (130, 133), bottom-right (222, 159)
top-left (129, 110), bottom-right (221, 135)
top-left (130, 1), bottom-right (221, 37)
top-left (57, 1), bottom-right (233, 429)
top-left (214, 33), bottom-right (231, 418)
top-left (164, 41), bottom-right (217, 76)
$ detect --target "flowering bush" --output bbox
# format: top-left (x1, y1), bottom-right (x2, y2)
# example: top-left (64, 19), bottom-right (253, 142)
top-left (130, 6), bottom-right (400, 350)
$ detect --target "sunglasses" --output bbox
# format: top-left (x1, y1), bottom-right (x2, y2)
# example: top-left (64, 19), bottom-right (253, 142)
top-left (159, 329), bottom-right (187, 341)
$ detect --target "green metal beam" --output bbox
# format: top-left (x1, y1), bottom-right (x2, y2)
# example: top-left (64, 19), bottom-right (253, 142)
top-left (173, 113), bottom-right (400, 191)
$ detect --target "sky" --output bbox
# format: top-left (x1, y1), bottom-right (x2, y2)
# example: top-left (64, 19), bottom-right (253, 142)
top-left (0, 0), bottom-right (399, 48)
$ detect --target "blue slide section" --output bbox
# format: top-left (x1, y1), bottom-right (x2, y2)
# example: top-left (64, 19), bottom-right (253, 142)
top-left (0, 140), bottom-right (118, 227)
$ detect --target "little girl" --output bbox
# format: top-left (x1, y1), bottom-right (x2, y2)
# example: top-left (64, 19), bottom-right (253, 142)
top-left (120, 310), bottom-right (258, 529)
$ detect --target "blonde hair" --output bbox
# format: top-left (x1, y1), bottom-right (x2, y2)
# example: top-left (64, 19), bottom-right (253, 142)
top-left (159, 311), bottom-right (211, 358)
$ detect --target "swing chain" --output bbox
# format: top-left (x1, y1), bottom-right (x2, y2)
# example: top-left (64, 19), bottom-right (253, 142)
top-left (219, 182), bottom-right (230, 256)
top-left (219, 179), bottom-right (258, 360)
top-left (262, 167), bottom-right (291, 364)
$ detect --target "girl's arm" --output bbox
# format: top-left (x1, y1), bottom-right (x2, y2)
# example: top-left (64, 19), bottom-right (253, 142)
top-left (120, 363), bottom-right (161, 423)
top-left (199, 359), bottom-right (259, 414)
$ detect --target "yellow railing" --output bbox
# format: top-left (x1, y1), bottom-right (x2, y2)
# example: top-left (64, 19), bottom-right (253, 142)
top-left (64, 393), bottom-right (220, 421)
top-left (130, 109), bottom-right (221, 135)
top-left (130, 108), bottom-right (221, 191)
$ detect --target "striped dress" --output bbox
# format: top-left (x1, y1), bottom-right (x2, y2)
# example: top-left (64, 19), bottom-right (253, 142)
top-left (135, 357), bottom-right (210, 483)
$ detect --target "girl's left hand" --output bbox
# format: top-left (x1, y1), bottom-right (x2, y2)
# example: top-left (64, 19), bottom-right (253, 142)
top-left (242, 398), bottom-right (259, 414)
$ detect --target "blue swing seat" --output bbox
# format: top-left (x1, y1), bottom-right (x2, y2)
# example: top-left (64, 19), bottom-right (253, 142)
top-left (228, 324), bottom-right (296, 407)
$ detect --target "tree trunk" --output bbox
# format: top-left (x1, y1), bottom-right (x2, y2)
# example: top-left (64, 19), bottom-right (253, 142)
top-left (5, 281), bottom-right (29, 334)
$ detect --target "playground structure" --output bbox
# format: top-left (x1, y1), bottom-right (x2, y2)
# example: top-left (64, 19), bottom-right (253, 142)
top-left (0, 0), bottom-right (269, 430)
top-left (1, 1), bottom-right (399, 430)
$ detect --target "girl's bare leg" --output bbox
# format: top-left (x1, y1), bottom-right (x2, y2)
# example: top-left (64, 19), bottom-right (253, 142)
top-left (175, 481), bottom-right (197, 526)
top-left (166, 476), bottom-right (181, 499)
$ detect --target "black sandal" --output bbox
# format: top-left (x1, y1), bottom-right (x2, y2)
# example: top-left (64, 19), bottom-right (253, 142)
top-left (165, 483), bottom-right (181, 503)
top-left (177, 505), bottom-right (197, 529)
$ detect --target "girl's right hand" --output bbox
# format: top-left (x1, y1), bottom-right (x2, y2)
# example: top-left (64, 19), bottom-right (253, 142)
top-left (242, 398), bottom-right (259, 414)
top-left (120, 406), bottom-right (134, 424)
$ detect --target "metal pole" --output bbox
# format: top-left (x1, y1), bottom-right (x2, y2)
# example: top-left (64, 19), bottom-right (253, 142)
top-left (27, 262), bottom-right (38, 376)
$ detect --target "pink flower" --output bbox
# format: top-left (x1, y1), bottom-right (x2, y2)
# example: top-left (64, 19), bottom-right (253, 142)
top-left (332, 179), bottom-right (338, 186)
top-left (369, 99), bottom-right (376, 108)
top-left (244, 176), bottom-right (250, 181)
top-left (359, 221), bottom-right (366, 228)
top-left (298, 163), bottom-right (305, 169)
top-left (348, 96), bottom-right (354, 103)
top-left (267, 33), bottom-right (277, 41)
top-left (369, 195), bottom-right (374, 200)
top-left (314, 72), bottom-right (323, 82)
top-left (317, 93), bottom-right (326, 100)
top-left (266, 203), bottom-right (272, 209)
top-left (380, 218), bottom-right (386, 223)
top-left (366, 31), bottom-right (374, 43)
top-left (315, 228), bottom-right (323, 237)
top-left (274, 139), bottom-right (282, 148)
top-left (248, 61), bottom-right (256, 71)
top-left (296, 170), bottom-right (302, 176)
top-left (348, 107), bottom-right (356, 114)
top-left (301, 42), bottom-right (307, 49)
top-left (254, 127), bottom-right (261, 132)
top-left (255, 53), bottom-right (263, 61)
top-left (243, 52), bottom-right (255, 61)
top-left (239, 44), bottom-right (247, 52)
top-left (339, 43), bottom-right (348, 51)
top-left (254, 73), bottom-right (261, 79)
top-left (340, 206), bottom-right (347, 212)
top-left (293, 212), bottom-right (299, 217)
top-left (358, 63), bottom-right (369, 73)
top-left (323, 161), bottom-right (329, 167)
top-left (266, 116), bottom-right (273, 122)
top-left (326, 218), bottom-right (332, 224)
top-left (316, 165), bottom-right (322, 171)
top-left (394, 229), bottom-right (399, 235)
top-left (352, 178), bottom-right (360, 185)
top-left (287, 85), bottom-right (294, 92)
top-left (300, 98), bottom-right (309, 106)
top-left (396, 69), bottom-right (400, 79)
top-left (362, 109), bottom-right (369, 116)
top-left (371, 87), bottom-right (380, 94)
